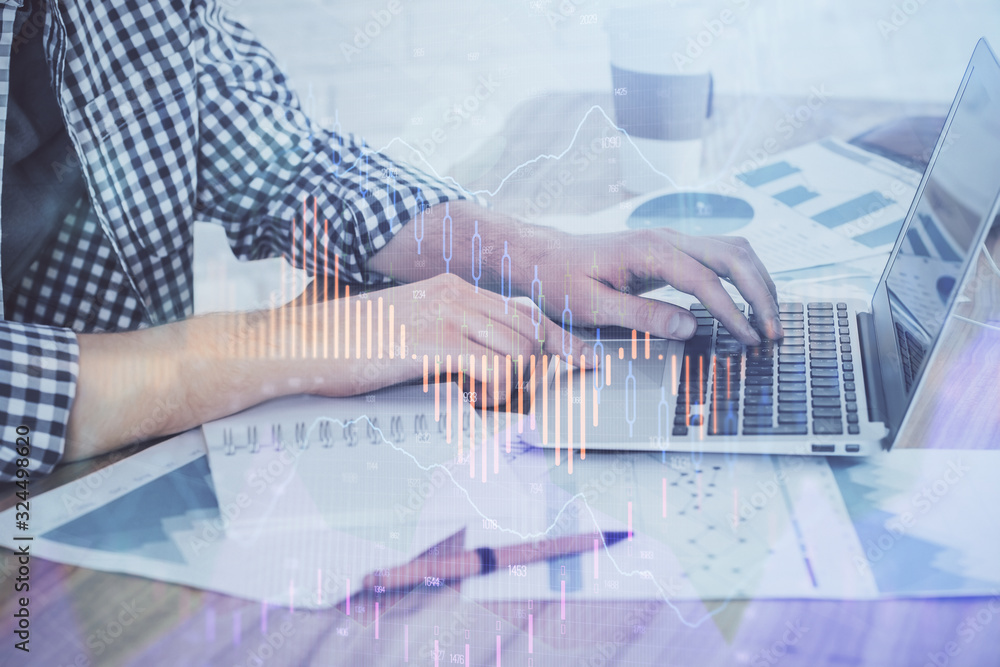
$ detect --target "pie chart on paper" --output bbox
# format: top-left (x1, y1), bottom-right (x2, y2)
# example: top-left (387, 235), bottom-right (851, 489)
top-left (626, 193), bottom-right (754, 235)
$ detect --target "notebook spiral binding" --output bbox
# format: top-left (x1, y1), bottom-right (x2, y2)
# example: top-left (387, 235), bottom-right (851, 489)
top-left (221, 409), bottom-right (476, 456)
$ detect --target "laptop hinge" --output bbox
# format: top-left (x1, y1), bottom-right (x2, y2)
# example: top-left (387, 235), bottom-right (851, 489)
top-left (856, 311), bottom-right (887, 424)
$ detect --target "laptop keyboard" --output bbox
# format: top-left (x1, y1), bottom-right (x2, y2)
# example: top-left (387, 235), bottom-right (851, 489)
top-left (672, 302), bottom-right (861, 438)
top-left (895, 322), bottom-right (926, 392)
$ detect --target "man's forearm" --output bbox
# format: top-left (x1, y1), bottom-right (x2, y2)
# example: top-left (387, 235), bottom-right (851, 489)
top-left (367, 201), bottom-right (556, 294)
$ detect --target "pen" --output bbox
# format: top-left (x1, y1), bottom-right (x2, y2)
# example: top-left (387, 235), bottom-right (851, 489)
top-left (362, 531), bottom-right (631, 591)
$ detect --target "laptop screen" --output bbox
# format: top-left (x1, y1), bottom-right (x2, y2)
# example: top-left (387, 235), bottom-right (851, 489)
top-left (879, 40), bottom-right (1000, 413)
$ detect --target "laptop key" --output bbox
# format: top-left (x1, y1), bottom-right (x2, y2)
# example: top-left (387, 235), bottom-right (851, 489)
top-left (777, 392), bottom-right (807, 402)
top-left (778, 373), bottom-right (806, 383)
top-left (848, 425), bottom-right (860, 435)
top-left (846, 402), bottom-right (858, 413)
top-left (778, 363), bottom-right (807, 373)
top-left (812, 397), bottom-right (842, 407)
top-left (844, 372), bottom-right (855, 381)
top-left (778, 403), bottom-right (807, 413)
top-left (745, 405), bottom-right (774, 416)
top-left (673, 426), bottom-right (689, 436)
top-left (745, 395), bottom-right (774, 405)
top-left (746, 376), bottom-right (773, 386)
top-left (811, 351), bottom-right (837, 359)
top-left (812, 407), bottom-right (842, 418)
top-left (811, 368), bottom-right (839, 378)
top-left (810, 359), bottom-right (838, 369)
top-left (847, 414), bottom-right (859, 424)
top-left (811, 378), bottom-right (839, 387)
top-left (811, 387), bottom-right (840, 397)
top-left (813, 419), bottom-right (843, 435)
top-left (778, 413), bottom-right (808, 424)
top-left (743, 425), bottom-right (808, 436)
top-left (844, 391), bottom-right (857, 401)
top-left (778, 382), bottom-right (809, 393)
top-left (844, 382), bottom-right (856, 391)
top-left (809, 342), bottom-right (836, 350)
top-left (743, 416), bottom-right (774, 427)
top-left (780, 303), bottom-right (804, 312)
top-left (745, 385), bottom-right (773, 395)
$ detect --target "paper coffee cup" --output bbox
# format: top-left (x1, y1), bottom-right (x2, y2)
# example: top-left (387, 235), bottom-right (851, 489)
top-left (607, 5), bottom-right (714, 192)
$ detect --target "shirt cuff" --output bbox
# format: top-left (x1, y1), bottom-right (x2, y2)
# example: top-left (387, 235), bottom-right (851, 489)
top-left (0, 321), bottom-right (79, 481)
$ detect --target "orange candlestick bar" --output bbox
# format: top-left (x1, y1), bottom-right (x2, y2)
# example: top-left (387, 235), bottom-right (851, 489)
top-left (469, 355), bottom-right (475, 478)
top-left (446, 355), bottom-right (452, 438)
top-left (344, 286), bottom-right (350, 359)
top-left (631, 329), bottom-right (637, 360)
top-left (517, 354), bottom-right (524, 434)
top-left (554, 355), bottom-right (561, 467)
top-left (529, 354), bottom-right (537, 431)
top-left (567, 355), bottom-right (573, 475)
top-left (332, 251), bottom-right (339, 360)
top-left (645, 331), bottom-right (650, 360)
top-left (355, 299), bottom-right (361, 359)
top-left (378, 297), bottom-right (384, 360)
top-left (423, 354), bottom-right (429, 392)
top-left (580, 353), bottom-right (586, 460)
top-left (505, 354), bottom-right (512, 452)
top-left (482, 354), bottom-right (488, 482)
top-left (593, 355), bottom-right (600, 428)
top-left (399, 324), bottom-right (406, 359)
top-left (280, 260), bottom-right (286, 359)
top-left (367, 299), bottom-right (373, 360)
top-left (618, 346), bottom-right (624, 360)
top-left (541, 354), bottom-right (548, 445)
top-left (435, 357), bottom-right (441, 422)
top-left (494, 354), bottom-right (500, 474)
top-left (388, 304), bottom-right (394, 359)
top-left (290, 218), bottom-right (296, 359)
top-left (454, 356), bottom-right (461, 454)
top-left (269, 299), bottom-right (276, 359)
top-left (324, 220), bottom-right (330, 360)
top-left (310, 197), bottom-right (314, 359)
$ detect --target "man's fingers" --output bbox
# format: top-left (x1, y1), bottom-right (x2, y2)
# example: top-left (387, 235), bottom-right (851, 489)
top-left (592, 283), bottom-right (698, 341)
top-left (664, 234), bottom-right (781, 338)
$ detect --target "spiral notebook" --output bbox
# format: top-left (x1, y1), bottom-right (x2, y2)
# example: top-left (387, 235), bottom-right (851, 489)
top-left (200, 384), bottom-right (473, 607)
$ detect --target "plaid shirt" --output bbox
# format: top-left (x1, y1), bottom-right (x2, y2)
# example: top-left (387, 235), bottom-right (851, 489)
top-left (0, 0), bottom-right (471, 482)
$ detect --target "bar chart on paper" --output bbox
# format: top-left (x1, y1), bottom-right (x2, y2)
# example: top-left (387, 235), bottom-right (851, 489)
top-left (735, 138), bottom-right (922, 253)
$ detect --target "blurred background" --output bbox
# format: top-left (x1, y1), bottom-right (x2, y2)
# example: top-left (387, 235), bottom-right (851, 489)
top-left (195, 0), bottom-right (1000, 312)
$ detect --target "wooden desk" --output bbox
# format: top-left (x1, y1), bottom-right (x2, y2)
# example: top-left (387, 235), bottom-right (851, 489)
top-left (3, 93), bottom-right (999, 667)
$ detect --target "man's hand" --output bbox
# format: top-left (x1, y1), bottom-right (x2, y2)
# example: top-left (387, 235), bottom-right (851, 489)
top-left (64, 274), bottom-right (588, 462)
top-left (368, 201), bottom-right (782, 345)
top-left (527, 228), bottom-right (783, 345)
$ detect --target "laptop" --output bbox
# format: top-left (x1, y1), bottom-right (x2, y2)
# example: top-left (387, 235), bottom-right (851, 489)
top-left (538, 38), bottom-right (1000, 457)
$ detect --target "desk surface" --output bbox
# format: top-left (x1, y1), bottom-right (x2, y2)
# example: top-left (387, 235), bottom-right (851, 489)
top-left (3, 93), bottom-right (1000, 667)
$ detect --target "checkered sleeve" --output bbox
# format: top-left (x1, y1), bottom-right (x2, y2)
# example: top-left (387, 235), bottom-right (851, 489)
top-left (192, 0), bottom-right (480, 286)
top-left (0, 322), bottom-right (79, 482)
